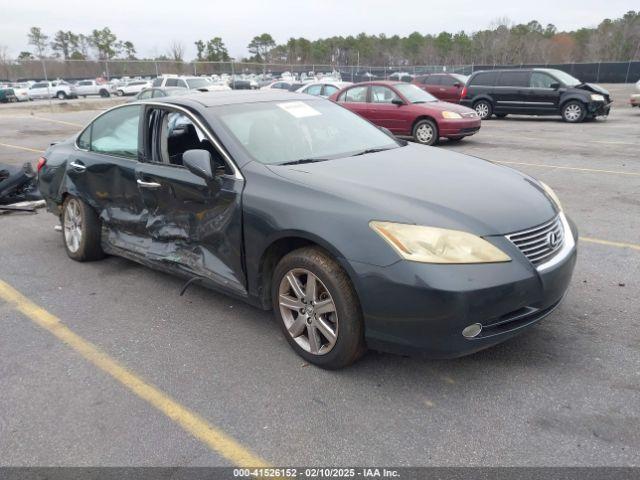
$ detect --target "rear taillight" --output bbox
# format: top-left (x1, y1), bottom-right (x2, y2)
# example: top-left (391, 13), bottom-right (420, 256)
top-left (36, 156), bottom-right (47, 172)
top-left (460, 86), bottom-right (467, 100)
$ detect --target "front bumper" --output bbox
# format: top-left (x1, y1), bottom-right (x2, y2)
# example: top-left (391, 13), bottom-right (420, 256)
top-left (588, 100), bottom-right (611, 116)
top-left (438, 118), bottom-right (481, 137)
top-left (348, 216), bottom-right (578, 358)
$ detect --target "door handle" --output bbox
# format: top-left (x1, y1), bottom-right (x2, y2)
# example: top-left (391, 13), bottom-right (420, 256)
top-left (137, 179), bottom-right (162, 189)
top-left (69, 160), bottom-right (86, 172)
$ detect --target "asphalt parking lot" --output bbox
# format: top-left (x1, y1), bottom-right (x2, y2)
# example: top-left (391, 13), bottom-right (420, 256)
top-left (0, 85), bottom-right (639, 467)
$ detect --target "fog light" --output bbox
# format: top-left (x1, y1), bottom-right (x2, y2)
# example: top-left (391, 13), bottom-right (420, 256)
top-left (462, 323), bottom-right (482, 338)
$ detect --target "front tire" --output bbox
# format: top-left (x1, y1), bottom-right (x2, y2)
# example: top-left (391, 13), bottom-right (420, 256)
top-left (412, 119), bottom-right (439, 146)
top-left (117, 90), bottom-right (124, 97)
top-left (62, 196), bottom-right (104, 262)
top-left (56, 91), bottom-right (67, 100)
top-left (272, 247), bottom-right (365, 369)
top-left (562, 101), bottom-right (586, 123)
top-left (474, 100), bottom-right (493, 119)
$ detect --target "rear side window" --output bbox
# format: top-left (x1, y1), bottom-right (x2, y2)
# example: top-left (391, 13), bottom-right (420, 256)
top-left (469, 72), bottom-right (498, 86)
top-left (89, 105), bottom-right (141, 159)
top-left (166, 78), bottom-right (179, 87)
top-left (496, 71), bottom-right (530, 87)
top-left (152, 78), bottom-right (163, 87)
top-left (323, 85), bottom-right (339, 96)
top-left (340, 85), bottom-right (368, 103)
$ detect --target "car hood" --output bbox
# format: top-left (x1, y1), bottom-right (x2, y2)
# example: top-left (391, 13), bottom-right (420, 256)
top-left (267, 143), bottom-right (556, 236)
top-left (577, 83), bottom-right (610, 96)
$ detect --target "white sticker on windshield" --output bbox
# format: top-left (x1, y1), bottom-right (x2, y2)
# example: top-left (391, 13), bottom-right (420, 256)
top-left (277, 101), bottom-right (322, 118)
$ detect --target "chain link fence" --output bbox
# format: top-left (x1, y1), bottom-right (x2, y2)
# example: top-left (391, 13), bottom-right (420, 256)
top-left (2, 59), bottom-right (639, 84)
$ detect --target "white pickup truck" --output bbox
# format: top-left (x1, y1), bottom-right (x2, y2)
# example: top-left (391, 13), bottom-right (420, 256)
top-left (75, 80), bottom-right (113, 98)
top-left (28, 81), bottom-right (78, 100)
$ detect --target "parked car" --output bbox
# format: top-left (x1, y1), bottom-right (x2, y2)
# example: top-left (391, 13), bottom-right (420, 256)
top-left (9, 83), bottom-right (30, 101)
top-left (28, 80), bottom-right (78, 100)
top-left (130, 87), bottom-right (194, 101)
top-left (151, 76), bottom-right (231, 92)
top-left (115, 80), bottom-right (151, 96)
top-left (296, 81), bottom-right (352, 98)
top-left (330, 81), bottom-right (480, 145)
top-left (460, 68), bottom-right (612, 122)
top-left (75, 80), bottom-right (113, 98)
top-left (412, 73), bottom-right (468, 103)
top-left (36, 90), bottom-right (577, 368)
top-left (0, 87), bottom-right (18, 103)
top-left (260, 80), bottom-right (294, 90)
top-left (630, 79), bottom-right (640, 108)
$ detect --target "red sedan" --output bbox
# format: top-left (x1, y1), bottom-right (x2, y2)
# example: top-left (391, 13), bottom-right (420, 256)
top-left (329, 81), bottom-right (480, 145)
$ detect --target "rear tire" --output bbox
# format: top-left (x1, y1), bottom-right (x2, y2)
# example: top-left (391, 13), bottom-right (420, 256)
top-left (99, 90), bottom-right (110, 98)
top-left (474, 100), bottom-right (493, 119)
top-left (62, 196), bottom-right (104, 262)
top-left (412, 119), bottom-right (439, 146)
top-left (561, 101), bottom-right (586, 123)
top-left (272, 246), bottom-right (365, 369)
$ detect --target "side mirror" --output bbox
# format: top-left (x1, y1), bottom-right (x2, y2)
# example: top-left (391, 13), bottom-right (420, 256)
top-left (454, 82), bottom-right (461, 88)
top-left (391, 98), bottom-right (404, 106)
top-left (183, 149), bottom-right (214, 182)
top-left (550, 82), bottom-right (560, 90)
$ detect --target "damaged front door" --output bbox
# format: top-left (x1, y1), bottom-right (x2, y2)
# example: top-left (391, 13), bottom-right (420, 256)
top-left (134, 105), bottom-right (246, 297)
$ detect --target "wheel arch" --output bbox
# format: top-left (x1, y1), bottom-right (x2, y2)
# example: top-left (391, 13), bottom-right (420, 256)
top-left (411, 115), bottom-right (438, 134)
top-left (255, 231), bottom-right (358, 310)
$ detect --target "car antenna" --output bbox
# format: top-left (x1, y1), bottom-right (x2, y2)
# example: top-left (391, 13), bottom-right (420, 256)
top-left (179, 276), bottom-right (202, 296)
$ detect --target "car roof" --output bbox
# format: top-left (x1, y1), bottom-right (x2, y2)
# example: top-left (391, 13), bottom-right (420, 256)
top-left (158, 89), bottom-right (315, 107)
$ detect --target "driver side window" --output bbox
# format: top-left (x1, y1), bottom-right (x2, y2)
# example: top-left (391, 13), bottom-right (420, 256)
top-left (530, 72), bottom-right (556, 89)
top-left (371, 86), bottom-right (400, 104)
top-left (144, 108), bottom-right (229, 174)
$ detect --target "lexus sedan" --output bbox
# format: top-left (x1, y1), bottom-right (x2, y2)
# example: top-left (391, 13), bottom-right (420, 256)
top-left (330, 81), bottom-right (481, 145)
top-left (37, 90), bottom-right (577, 369)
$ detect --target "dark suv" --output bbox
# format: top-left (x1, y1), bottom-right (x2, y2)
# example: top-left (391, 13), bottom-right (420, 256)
top-left (460, 68), bottom-right (612, 122)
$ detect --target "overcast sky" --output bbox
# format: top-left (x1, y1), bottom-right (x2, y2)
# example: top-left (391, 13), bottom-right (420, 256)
top-left (3, 0), bottom-right (636, 59)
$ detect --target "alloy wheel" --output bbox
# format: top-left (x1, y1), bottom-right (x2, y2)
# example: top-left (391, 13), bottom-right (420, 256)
top-left (475, 102), bottom-right (490, 119)
top-left (564, 104), bottom-right (582, 122)
top-left (278, 268), bottom-right (338, 355)
top-left (64, 198), bottom-right (83, 253)
top-left (416, 123), bottom-right (434, 144)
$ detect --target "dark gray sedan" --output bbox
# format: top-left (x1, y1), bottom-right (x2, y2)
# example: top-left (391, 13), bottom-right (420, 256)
top-left (37, 91), bottom-right (577, 368)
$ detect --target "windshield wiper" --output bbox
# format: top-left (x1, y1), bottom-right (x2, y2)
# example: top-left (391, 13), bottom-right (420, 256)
top-left (350, 147), bottom-right (392, 157)
top-left (278, 158), bottom-right (329, 166)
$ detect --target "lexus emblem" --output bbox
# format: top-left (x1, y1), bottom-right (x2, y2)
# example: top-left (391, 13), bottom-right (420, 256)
top-left (547, 231), bottom-right (560, 249)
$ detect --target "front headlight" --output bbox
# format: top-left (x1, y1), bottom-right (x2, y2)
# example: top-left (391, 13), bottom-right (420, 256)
top-left (369, 221), bottom-right (511, 264)
top-left (442, 111), bottom-right (463, 119)
top-left (590, 94), bottom-right (605, 102)
top-left (539, 181), bottom-right (563, 211)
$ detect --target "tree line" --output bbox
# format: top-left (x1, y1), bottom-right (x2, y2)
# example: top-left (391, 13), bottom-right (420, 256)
top-left (11, 12), bottom-right (640, 66)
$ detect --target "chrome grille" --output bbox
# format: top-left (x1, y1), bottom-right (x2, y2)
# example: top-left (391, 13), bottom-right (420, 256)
top-left (506, 215), bottom-right (564, 266)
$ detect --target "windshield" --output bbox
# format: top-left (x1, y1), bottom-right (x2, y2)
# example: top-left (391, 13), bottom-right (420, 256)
top-left (546, 69), bottom-right (581, 87)
top-left (186, 78), bottom-right (212, 89)
top-left (215, 100), bottom-right (400, 165)
top-left (394, 83), bottom-right (438, 103)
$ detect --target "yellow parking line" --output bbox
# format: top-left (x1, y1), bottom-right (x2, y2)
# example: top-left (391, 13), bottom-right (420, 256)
top-left (582, 237), bottom-right (640, 252)
top-left (0, 279), bottom-right (269, 467)
top-left (496, 160), bottom-right (640, 177)
top-left (0, 142), bottom-right (45, 154)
